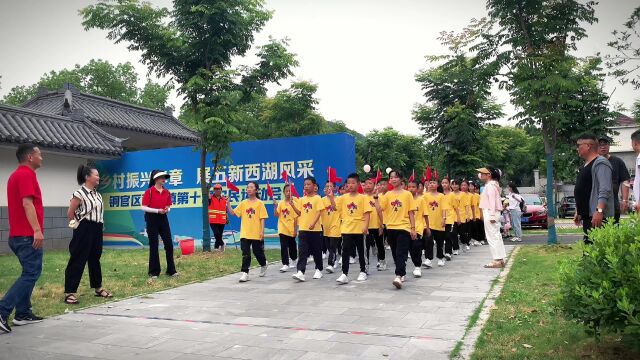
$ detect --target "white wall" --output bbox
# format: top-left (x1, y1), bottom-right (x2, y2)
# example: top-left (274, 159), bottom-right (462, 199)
top-left (1, 148), bottom-right (87, 207)
top-left (610, 126), bottom-right (637, 153)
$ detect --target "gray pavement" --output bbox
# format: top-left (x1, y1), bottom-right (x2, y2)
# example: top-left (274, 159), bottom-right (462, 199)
top-left (1, 245), bottom-right (514, 360)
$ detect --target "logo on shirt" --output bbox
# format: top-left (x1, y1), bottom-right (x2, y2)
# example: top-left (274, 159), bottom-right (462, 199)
top-left (245, 208), bottom-right (256, 219)
top-left (429, 200), bottom-right (439, 211)
top-left (347, 202), bottom-right (358, 214)
top-left (391, 199), bottom-right (403, 212)
top-left (325, 205), bottom-right (336, 216)
top-left (303, 202), bottom-right (313, 213)
top-left (281, 208), bottom-right (290, 218)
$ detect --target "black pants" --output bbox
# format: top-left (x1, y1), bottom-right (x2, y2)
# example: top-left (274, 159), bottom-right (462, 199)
top-left (614, 211), bottom-right (620, 224)
top-left (582, 216), bottom-right (593, 244)
top-left (387, 229), bottom-right (411, 277)
top-left (326, 236), bottom-right (342, 266)
top-left (321, 236), bottom-right (330, 254)
top-left (451, 223), bottom-right (462, 251)
top-left (297, 231), bottom-right (323, 273)
top-left (460, 222), bottom-right (471, 246)
top-left (445, 224), bottom-right (454, 255)
top-left (367, 229), bottom-right (385, 262)
top-left (210, 223), bottom-right (225, 249)
top-left (342, 234), bottom-right (366, 275)
top-left (426, 229), bottom-right (445, 260)
top-left (241, 239), bottom-right (266, 273)
top-left (409, 234), bottom-right (425, 267)
top-left (65, 220), bottom-right (103, 293)
top-left (146, 213), bottom-right (177, 276)
top-left (279, 234), bottom-right (298, 265)
top-left (474, 219), bottom-right (485, 241)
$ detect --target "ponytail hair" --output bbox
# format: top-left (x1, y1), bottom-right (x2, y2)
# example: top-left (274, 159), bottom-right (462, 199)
top-left (248, 181), bottom-right (261, 199)
top-left (77, 164), bottom-right (97, 185)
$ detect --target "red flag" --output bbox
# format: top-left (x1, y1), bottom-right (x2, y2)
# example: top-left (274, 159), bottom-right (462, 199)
top-left (266, 182), bottom-right (274, 200)
top-left (327, 166), bottom-right (343, 184)
top-left (290, 182), bottom-right (300, 198)
top-left (408, 169), bottom-right (415, 183)
top-left (387, 182), bottom-right (394, 191)
top-left (281, 170), bottom-right (289, 184)
top-left (426, 165), bottom-right (432, 181)
top-left (374, 168), bottom-right (382, 184)
top-left (434, 168), bottom-right (439, 180)
top-left (226, 178), bottom-right (240, 193)
top-left (358, 183), bottom-right (364, 194)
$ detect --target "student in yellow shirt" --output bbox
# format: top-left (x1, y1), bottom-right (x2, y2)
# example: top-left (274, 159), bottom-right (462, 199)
top-left (328, 173), bottom-right (372, 284)
top-left (274, 184), bottom-right (301, 273)
top-left (442, 178), bottom-right (460, 261)
top-left (473, 183), bottom-right (487, 245)
top-left (322, 181), bottom-right (342, 274)
top-left (374, 169), bottom-right (417, 289)
top-left (459, 180), bottom-right (473, 252)
top-left (450, 180), bottom-right (464, 256)
top-left (364, 178), bottom-right (385, 271)
top-left (376, 178), bottom-right (392, 263)
top-left (468, 182), bottom-right (483, 246)
top-left (407, 180), bottom-right (426, 278)
top-left (292, 177), bottom-right (326, 282)
top-left (227, 181), bottom-right (269, 283)
top-left (423, 179), bottom-right (447, 268)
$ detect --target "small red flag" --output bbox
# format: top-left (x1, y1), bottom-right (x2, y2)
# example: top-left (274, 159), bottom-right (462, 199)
top-left (387, 182), bottom-right (394, 191)
top-left (408, 169), bottom-right (415, 183)
top-left (358, 183), bottom-right (364, 194)
top-left (434, 168), bottom-right (439, 180)
top-left (226, 178), bottom-right (240, 193)
top-left (426, 165), bottom-right (432, 181)
top-left (281, 170), bottom-right (290, 184)
top-left (327, 166), bottom-right (343, 184)
top-left (266, 182), bottom-right (274, 200)
top-left (374, 168), bottom-right (382, 184)
top-left (290, 182), bottom-right (300, 198)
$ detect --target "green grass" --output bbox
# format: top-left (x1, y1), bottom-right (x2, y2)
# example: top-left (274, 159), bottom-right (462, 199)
top-left (471, 245), bottom-right (640, 360)
top-left (523, 228), bottom-right (583, 235)
top-left (0, 247), bottom-right (281, 318)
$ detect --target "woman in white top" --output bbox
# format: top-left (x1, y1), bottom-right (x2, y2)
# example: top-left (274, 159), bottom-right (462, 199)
top-left (507, 182), bottom-right (524, 242)
top-left (64, 165), bottom-right (112, 304)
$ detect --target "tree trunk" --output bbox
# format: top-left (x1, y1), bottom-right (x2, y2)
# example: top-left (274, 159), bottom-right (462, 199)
top-left (543, 125), bottom-right (558, 245)
top-left (200, 147), bottom-right (212, 251)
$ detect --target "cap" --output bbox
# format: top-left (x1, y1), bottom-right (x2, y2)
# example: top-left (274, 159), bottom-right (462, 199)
top-left (598, 136), bottom-right (612, 144)
top-left (152, 171), bottom-right (170, 180)
top-left (213, 184), bottom-right (223, 189)
top-left (476, 167), bottom-right (491, 174)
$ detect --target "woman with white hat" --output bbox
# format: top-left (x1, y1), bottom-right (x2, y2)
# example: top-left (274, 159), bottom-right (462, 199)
top-left (478, 167), bottom-right (507, 268)
top-left (142, 170), bottom-right (178, 278)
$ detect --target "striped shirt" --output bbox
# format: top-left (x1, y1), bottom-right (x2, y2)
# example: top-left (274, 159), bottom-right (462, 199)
top-left (72, 185), bottom-right (104, 223)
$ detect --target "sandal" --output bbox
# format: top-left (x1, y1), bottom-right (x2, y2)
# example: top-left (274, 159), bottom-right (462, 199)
top-left (64, 294), bottom-right (79, 304)
top-left (94, 289), bottom-right (113, 298)
top-left (483, 261), bottom-right (505, 269)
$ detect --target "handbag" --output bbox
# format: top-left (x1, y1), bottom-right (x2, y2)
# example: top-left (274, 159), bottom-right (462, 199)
top-left (68, 213), bottom-right (88, 230)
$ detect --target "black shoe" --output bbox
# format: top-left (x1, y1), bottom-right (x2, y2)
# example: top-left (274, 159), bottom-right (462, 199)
top-left (13, 314), bottom-right (43, 326)
top-left (0, 314), bottom-right (11, 333)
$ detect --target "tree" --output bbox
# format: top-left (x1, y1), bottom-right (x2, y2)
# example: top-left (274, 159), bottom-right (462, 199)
top-left (359, 127), bottom-right (429, 180)
top-left (605, 6), bottom-right (640, 89)
top-left (259, 81), bottom-right (325, 138)
top-left (81, 0), bottom-right (297, 251)
top-left (634, 99), bottom-right (640, 120)
top-left (1, 59), bottom-right (172, 110)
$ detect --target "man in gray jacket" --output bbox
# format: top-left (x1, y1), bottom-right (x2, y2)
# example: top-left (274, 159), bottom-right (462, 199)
top-left (573, 134), bottom-right (614, 243)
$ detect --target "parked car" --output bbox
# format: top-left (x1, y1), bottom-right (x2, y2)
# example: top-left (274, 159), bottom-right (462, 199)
top-left (521, 194), bottom-right (548, 229)
top-left (557, 196), bottom-right (576, 218)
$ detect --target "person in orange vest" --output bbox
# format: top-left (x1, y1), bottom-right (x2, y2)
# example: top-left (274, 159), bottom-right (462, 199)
top-left (208, 184), bottom-right (228, 252)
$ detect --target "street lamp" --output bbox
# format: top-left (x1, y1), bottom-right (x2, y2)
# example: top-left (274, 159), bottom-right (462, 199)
top-left (443, 137), bottom-right (452, 179)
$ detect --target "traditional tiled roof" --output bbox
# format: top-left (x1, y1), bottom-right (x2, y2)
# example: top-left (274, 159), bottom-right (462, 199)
top-left (615, 114), bottom-right (637, 127)
top-left (23, 85), bottom-right (199, 143)
top-left (0, 104), bottom-right (123, 158)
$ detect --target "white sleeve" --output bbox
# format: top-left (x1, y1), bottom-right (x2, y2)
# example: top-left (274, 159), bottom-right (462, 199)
top-left (141, 206), bottom-right (159, 214)
top-left (634, 157), bottom-right (640, 202)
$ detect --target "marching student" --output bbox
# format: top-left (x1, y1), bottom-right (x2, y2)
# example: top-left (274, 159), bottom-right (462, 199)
top-left (468, 182), bottom-right (483, 246)
top-left (275, 184), bottom-right (300, 272)
top-left (322, 181), bottom-right (342, 273)
top-left (374, 170), bottom-right (417, 289)
top-left (474, 184), bottom-right (487, 245)
top-left (377, 179), bottom-right (392, 254)
top-left (449, 179), bottom-right (463, 257)
top-left (328, 173), bottom-right (372, 284)
top-left (459, 180), bottom-right (473, 252)
top-left (407, 180), bottom-right (425, 278)
top-left (364, 178), bottom-right (385, 271)
top-left (441, 178), bottom-right (459, 261)
top-left (423, 179), bottom-right (446, 268)
top-left (293, 177), bottom-right (326, 282)
top-left (227, 181), bottom-right (269, 282)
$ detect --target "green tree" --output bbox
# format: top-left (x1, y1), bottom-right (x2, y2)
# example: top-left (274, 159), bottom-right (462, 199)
top-left (81, 0), bottom-right (297, 250)
top-left (633, 99), bottom-right (640, 120)
top-left (1, 59), bottom-right (172, 109)
top-left (605, 6), bottom-right (640, 89)
top-left (259, 81), bottom-right (325, 138)
top-left (359, 127), bottom-right (429, 180)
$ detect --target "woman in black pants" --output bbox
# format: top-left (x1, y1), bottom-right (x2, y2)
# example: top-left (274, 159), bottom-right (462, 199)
top-left (142, 170), bottom-right (178, 279)
top-left (64, 165), bottom-right (112, 304)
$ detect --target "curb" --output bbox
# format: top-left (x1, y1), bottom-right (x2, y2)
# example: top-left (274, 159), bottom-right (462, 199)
top-left (455, 245), bottom-right (521, 360)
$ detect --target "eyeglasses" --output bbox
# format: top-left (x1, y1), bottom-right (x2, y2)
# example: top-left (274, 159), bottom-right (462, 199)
top-left (576, 142), bottom-right (591, 148)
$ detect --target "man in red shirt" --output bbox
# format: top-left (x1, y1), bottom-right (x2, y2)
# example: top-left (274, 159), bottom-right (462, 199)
top-left (0, 144), bottom-right (45, 334)
top-left (208, 184), bottom-right (227, 252)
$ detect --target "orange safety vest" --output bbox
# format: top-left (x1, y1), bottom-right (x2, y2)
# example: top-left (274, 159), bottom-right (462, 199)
top-left (208, 196), bottom-right (227, 224)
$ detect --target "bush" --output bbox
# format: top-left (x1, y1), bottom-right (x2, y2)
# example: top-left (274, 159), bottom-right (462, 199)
top-left (558, 215), bottom-right (640, 344)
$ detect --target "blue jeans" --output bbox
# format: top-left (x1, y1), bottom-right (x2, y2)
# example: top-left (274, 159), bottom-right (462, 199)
top-left (509, 209), bottom-right (523, 238)
top-left (0, 236), bottom-right (43, 318)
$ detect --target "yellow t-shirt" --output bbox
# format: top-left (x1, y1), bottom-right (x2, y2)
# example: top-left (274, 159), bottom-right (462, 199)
top-left (462, 192), bottom-right (473, 221)
top-left (380, 191), bottom-right (390, 225)
top-left (413, 195), bottom-right (426, 235)
top-left (233, 199), bottom-right (268, 240)
top-left (321, 196), bottom-right (341, 237)
top-left (277, 199), bottom-right (299, 237)
top-left (443, 192), bottom-right (458, 225)
top-left (366, 194), bottom-right (381, 229)
top-left (453, 192), bottom-right (468, 222)
top-left (379, 190), bottom-right (417, 232)
top-left (336, 193), bottom-right (372, 234)
top-left (473, 193), bottom-right (482, 219)
top-left (423, 192), bottom-right (445, 231)
top-left (297, 195), bottom-right (324, 232)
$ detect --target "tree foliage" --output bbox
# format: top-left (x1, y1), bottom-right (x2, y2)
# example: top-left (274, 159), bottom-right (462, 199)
top-left (358, 127), bottom-right (429, 180)
top-left (1, 59), bottom-right (172, 110)
top-left (605, 6), bottom-right (640, 90)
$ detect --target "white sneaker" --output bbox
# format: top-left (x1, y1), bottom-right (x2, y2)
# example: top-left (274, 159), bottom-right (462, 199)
top-left (292, 271), bottom-right (305, 282)
top-left (422, 259), bottom-right (432, 268)
top-left (376, 261), bottom-right (381, 269)
top-left (438, 259), bottom-right (445, 267)
top-left (308, 256), bottom-right (314, 263)
top-left (385, 245), bottom-right (391, 250)
top-left (280, 264), bottom-right (290, 273)
top-left (378, 260), bottom-right (387, 271)
top-left (313, 269), bottom-right (323, 279)
top-left (444, 253), bottom-right (452, 261)
top-left (453, 250), bottom-right (459, 255)
top-left (413, 267), bottom-right (422, 278)
top-left (481, 241), bottom-right (488, 245)
top-left (465, 245), bottom-right (470, 251)
top-left (259, 265), bottom-right (268, 277)
top-left (322, 252), bottom-right (327, 260)
top-left (326, 265), bottom-right (335, 273)
top-left (336, 273), bottom-right (350, 284)
top-left (393, 276), bottom-right (402, 289)
top-left (290, 258), bottom-right (297, 266)
top-left (349, 257), bottom-right (356, 264)
top-left (338, 257), bottom-right (342, 265)
top-left (401, 276), bottom-right (406, 282)
top-left (356, 272), bottom-right (367, 281)
top-left (239, 272), bottom-right (249, 282)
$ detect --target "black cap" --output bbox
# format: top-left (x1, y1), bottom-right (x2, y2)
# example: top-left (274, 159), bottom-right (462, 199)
top-left (598, 136), bottom-right (612, 144)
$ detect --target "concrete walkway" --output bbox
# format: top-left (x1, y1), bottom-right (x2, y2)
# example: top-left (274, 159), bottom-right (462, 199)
top-left (1, 245), bottom-right (514, 360)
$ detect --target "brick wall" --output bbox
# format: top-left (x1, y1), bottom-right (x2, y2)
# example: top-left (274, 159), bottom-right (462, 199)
top-left (0, 206), bottom-right (72, 254)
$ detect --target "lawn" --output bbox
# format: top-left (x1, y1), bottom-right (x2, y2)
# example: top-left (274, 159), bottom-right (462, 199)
top-left (471, 245), bottom-right (639, 360)
top-left (0, 247), bottom-right (281, 318)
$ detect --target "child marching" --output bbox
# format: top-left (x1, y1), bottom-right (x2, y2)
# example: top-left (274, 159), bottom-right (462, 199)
top-left (322, 181), bottom-right (342, 273)
top-left (274, 184), bottom-right (300, 272)
top-left (293, 177), bottom-right (326, 282)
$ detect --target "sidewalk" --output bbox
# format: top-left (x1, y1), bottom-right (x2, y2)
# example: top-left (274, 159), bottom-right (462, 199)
top-left (1, 245), bottom-right (514, 360)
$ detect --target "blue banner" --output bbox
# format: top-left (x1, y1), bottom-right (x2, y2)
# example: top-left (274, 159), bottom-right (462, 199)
top-left (96, 133), bottom-right (356, 248)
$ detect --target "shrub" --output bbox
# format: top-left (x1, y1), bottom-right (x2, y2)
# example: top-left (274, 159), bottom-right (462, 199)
top-left (558, 215), bottom-right (640, 344)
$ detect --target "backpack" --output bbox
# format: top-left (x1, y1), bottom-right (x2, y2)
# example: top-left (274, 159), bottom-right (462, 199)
top-left (517, 195), bottom-right (527, 213)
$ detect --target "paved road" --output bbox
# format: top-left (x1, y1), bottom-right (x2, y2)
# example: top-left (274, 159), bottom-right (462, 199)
top-left (1, 245), bottom-right (515, 360)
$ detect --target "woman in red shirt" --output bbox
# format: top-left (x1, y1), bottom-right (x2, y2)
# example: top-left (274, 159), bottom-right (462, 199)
top-left (142, 170), bottom-right (178, 278)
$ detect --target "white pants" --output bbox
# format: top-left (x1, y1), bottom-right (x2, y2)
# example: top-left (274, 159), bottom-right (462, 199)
top-left (483, 210), bottom-right (506, 260)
